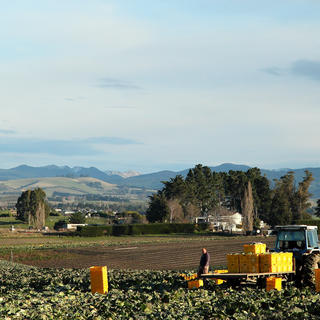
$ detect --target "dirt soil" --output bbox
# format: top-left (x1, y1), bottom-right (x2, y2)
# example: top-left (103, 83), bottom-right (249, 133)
top-left (20, 236), bottom-right (276, 270)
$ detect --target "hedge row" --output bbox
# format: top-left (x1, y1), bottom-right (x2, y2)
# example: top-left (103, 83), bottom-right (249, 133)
top-left (77, 223), bottom-right (197, 237)
top-left (76, 225), bottom-right (112, 237)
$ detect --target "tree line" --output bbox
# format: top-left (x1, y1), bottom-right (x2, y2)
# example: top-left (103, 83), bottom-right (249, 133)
top-left (146, 164), bottom-right (314, 228)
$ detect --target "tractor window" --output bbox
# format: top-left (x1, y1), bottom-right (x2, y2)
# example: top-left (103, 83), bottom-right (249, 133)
top-left (279, 240), bottom-right (305, 250)
top-left (277, 230), bottom-right (305, 241)
top-left (307, 230), bottom-right (319, 248)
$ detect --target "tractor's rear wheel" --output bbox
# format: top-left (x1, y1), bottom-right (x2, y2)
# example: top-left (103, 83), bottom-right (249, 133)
top-left (302, 253), bottom-right (320, 287)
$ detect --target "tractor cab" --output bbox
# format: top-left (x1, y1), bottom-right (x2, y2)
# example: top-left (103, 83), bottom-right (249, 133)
top-left (274, 225), bottom-right (320, 260)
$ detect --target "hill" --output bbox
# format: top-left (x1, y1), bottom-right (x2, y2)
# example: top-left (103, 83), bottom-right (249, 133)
top-left (0, 163), bottom-right (319, 199)
top-left (0, 177), bottom-right (117, 198)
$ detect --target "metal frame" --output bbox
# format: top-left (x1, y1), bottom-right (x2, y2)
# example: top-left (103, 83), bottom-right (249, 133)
top-left (201, 271), bottom-right (295, 281)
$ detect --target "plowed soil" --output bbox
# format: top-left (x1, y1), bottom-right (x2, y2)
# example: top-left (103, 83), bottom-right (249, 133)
top-left (22, 236), bottom-right (276, 270)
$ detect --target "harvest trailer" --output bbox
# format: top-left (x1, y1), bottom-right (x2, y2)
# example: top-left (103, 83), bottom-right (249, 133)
top-left (200, 271), bottom-right (294, 286)
top-left (201, 225), bottom-right (320, 287)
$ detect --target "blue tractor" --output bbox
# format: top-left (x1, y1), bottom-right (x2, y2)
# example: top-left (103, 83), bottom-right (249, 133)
top-left (274, 225), bottom-right (320, 286)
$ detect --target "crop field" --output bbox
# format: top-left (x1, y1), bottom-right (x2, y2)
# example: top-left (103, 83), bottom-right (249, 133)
top-left (0, 234), bottom-right (275, 269)
top-left (0, 260), bottom-right (319, 319)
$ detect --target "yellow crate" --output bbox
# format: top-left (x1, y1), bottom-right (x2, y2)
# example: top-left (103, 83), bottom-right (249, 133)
top-left (266, 277), bottom-right (282, 291)
top-left (215, 269), bottom-right (228, 273)
top-left (185, 273), bottom-right (197, 281)
top-left (214, 269), bottom-right (228, 285)
top-left (259, 253), bottom-right (281, 273)
top-left (239, 254), bottom-right (260, 273)
top-left (227, 254), bottom-right (240, 273)
top-left (248, 263), bottom-right (260, 273)
top-left (243, 243), bottom-right (266, 254)
top-left (284, 253), bottom-right (293, 272)
top-left (315, 269), bottom-right (320, 292)
top-left (239, 254), bottom-right (249, 273)
top-left (215, 279), bottom-right (225, 285)
top-left (90, 266), bottom-right (108, 294)
top-left (188, 280), bottom-right (203, 289)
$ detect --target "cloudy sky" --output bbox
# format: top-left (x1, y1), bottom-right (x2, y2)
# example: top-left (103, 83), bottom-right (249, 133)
top-left (1, 0), bottom-right (320, 173)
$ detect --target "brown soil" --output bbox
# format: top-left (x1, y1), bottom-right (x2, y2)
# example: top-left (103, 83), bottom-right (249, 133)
top-left (19, 236), bottom-right (276, 270)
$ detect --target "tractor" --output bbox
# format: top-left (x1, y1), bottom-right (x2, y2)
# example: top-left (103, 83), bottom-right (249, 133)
top-left (273, 225), bottom-right (320, 286)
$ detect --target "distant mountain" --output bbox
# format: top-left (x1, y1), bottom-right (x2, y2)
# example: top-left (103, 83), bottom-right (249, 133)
top-left (120, 170), bottom-right (179, 189)
top-left (0, 165), bottom-right (124, 184)
top-left (105, 170), bottom-right (140, 178)
top-left (0, 163), bottom-right (320, 198)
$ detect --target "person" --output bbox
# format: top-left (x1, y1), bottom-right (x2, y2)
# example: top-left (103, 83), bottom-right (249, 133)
top-left (198, 248), bottom-right (210, 277)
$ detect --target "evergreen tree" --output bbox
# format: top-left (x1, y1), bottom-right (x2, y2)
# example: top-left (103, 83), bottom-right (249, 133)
top-left (70, 212), bottom-right (86, 224)
top-left (268, 174), bottom-right (294, 226)
top-left (269, 188), bottom-right (292, 226)
top-left (146, 192), bottom-right (169, 223)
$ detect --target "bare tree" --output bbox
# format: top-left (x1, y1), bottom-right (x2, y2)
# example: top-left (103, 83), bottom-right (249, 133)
top-left (242, 180), bottom-right (254, 233)
top-left (183, 203), bottom-right (201, 222)
top-left (167, 199), bottom-right (185, 223)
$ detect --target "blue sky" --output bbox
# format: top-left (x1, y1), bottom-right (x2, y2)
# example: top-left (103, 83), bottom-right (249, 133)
top-left (1, 0), bottom-right (320, 173)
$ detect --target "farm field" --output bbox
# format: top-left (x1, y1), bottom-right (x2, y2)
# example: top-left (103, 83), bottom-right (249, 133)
top-left (0, 260), bottom-right (319, 319)
top-left (0, 234), bottom-right (275, 269)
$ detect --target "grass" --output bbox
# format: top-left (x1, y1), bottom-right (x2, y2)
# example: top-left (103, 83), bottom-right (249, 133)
top-left (0, 215), bottom-right (111, 230)
top-left (0, 217), bottom-right (28, 229)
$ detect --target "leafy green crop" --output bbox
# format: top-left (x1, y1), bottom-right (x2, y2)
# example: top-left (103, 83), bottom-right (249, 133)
top-left (0, 261), bottom-right (319, 319)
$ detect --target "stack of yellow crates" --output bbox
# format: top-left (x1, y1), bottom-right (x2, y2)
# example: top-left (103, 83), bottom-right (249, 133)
top-left (239, 253), bottom-right (260, 273)
top-left (214, 269), bottom-right (228, 285)
top-left (266, 277), bottom-right (282, 291)
top-left (227, 243), bottom-right (293, 274)
top-left (315, 269), bottom-right (320, 292)
top-left (227, 253), bottom-right (240, 273)
top-left (260, 252), bottom-right (293, 273)
top-left (280, 253), bottom-right (293, 272)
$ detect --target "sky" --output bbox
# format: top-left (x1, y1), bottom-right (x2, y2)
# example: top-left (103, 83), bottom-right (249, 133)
top-left (1, 0), bottom-right (320, 173)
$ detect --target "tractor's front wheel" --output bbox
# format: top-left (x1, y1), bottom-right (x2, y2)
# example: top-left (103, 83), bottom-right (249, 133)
top-left (302, 253), bottom-right (320, 287)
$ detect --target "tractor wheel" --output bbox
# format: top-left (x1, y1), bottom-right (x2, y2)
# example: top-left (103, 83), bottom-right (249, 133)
top-left (302, 253), bottom-right (320, 287)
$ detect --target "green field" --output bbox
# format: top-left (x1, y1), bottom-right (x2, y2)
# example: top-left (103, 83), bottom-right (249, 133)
top-left (0, 260), bottom-right (319, 319)
top-left (0, 214), bottom-right (111, 230)
top-left (0, 231), bottom-right (317, 318)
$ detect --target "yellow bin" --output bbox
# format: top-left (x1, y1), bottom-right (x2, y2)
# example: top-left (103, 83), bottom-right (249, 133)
top-left (266, 277), bottom-right (282, 291)
top-left (188, 280), bottom-right (203, 289)
top-left (90, 266), bottom-right (108, 294)
top-left (214, 269), bottom-right (228, 285)
top-left (227, 254), bottom-right (240, 273)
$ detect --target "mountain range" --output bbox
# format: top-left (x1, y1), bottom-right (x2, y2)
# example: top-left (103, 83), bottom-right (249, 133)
top-left (0, 163), bottom-right (319, 198)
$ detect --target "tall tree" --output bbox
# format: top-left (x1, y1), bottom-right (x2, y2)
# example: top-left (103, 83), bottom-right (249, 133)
top-left (16, 188), bottom-right (50, 229)
top-left (163, 175), bottom-right (186, 223)
top-left (269, 188), bottom-right (292, 226)
top-left (292, 170), bottom-right (314, 221)
top-left (268, 173), bottom-right (295, 226)
top-left (241, 180), bottom-right (254, 232)
top-left (146, 191), bottom-right (169, 223)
